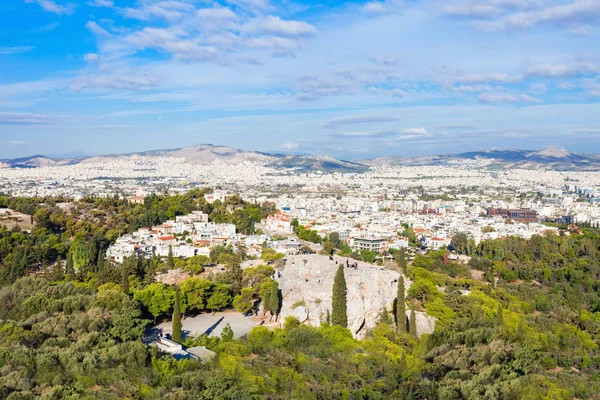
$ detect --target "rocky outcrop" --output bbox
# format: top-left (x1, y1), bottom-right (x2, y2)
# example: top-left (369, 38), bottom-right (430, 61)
top-left (276, 254), bottom-right (435, 339)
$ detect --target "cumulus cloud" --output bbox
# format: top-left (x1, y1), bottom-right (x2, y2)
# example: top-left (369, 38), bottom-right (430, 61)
top-left (323, 115), bottom-right (403, 128)
top-left (526, 62), bottom-right (600, 78)
top-left (463, 0), bottom-right (600, 31)
top-left (197, 7), bottom-right (237, 21)
top-left (243, 16), bottom-right (317, 37)
top-left (120, 2), bottom-right (193, 22)
top-left (451, 72), bottom-right (521, 84)
top-left (25, 0), bottom-right (75, 15)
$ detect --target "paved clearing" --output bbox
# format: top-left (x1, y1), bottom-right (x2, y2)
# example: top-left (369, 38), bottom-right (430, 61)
top-left (155, 311), bottom-right (258, 339)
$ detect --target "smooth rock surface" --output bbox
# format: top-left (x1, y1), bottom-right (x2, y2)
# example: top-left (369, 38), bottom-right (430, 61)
top-left (276, 254), bottom-right (436, 338)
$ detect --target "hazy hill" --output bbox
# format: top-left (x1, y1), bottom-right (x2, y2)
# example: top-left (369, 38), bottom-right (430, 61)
top-left (3, 145), bottom-right (600, 171)
top-left (363, 148), bottom-right (600, 170)
top-left (0, 144), bottom-right (368, 173)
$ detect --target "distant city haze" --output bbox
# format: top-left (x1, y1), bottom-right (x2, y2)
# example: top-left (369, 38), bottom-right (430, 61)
top-left (2, 1), bottom-right (600, 158)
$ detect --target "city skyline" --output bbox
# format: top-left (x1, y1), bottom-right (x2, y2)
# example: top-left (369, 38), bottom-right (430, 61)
top-left (2, 0), bottom-right (600, 158)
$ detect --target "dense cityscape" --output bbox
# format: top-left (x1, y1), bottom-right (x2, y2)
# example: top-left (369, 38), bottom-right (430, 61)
top-left (3, 0), bottom-right (600, 397)
top-left (1, 146), bottom-right (600, 398)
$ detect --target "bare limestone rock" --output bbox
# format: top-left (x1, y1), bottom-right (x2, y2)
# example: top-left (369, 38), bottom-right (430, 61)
top-left (276, 254), bottom-right (435, 339)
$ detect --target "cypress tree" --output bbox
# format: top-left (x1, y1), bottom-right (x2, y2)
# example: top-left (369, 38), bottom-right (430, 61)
top-left (409, 308), bottom-right (417, 338)
top-left (66, 252), bottom-right (74, 276)
top-left (496, 304), bottom-right (504, 326)
top-left (396, 275), bottom-right (406, 333)
top-left (331, 264), bottom-right (348, 327)
top-left (172, 290), bottom-right (183, 343)
top-left (97, 251), bottom-right (105, 273)
top-left (121, 268), bottom-right (130, 295)
top-left (167, 245), bottom-right (174, 269)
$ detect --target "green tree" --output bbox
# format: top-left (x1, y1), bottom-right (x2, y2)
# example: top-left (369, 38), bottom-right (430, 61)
top-left (396, 275), bottom-right (406, 333)
top-left (121, 268), bottom-right (130, 295)
top-left (167, 245), bottom-right (174, 269)
top-left (180, 277), bottom-right (212, 313)
top-left (260, 279), bottom-right (280, 316)
top-left (206, 284), bottom-right (232, 313)
top-left (409, 308), bottom-right (417, 338)
top-left (331, 265), bottom-right (348, 327)
top-left (97, 250), bottom-right (105, 273)
top-left (134, 282), bottom-right (176, 323)
top-left (66, 251), bottom-right (74, 276)
top-left (221, 323), bottom-right (234, 341)
top-left (172, 290), bottom-right (183, 343)
top-left (451, 232), bottom-right (468, 254)
top-left (233, 287), bottom-right (255, 314)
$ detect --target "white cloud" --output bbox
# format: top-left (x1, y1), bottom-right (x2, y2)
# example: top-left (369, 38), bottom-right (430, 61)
top-left (243, 16), bottom-right (317, 37)
top-left (526, 62), bottom-right (600, 78)
top-left (478, 92), bottom-right (542, 103)
top-left (88, 0), bottom-right (113, 7)
top-left (0, 46), bottom-right (36, 55)
top-left (281, 142), bottom-right (300, 150)
top-left (71, 70), bottom-right (160, 91)
top-left (336, 127), bottom-right (427, 137)
top-left (25, 0), bottom-right (75, 15)
top-left (467, 0), bottom-right (600, 31)
top-left (197, 7), bottom-right (237, 21)
top-left (361, 0), bottom-right (403, 14)
top-left (444, 3), bottom-right (501, 18)
top-left (86, 21), bottom-right (110, 37)
top-left (120, 2), bottom-right (192, 22)
top-left (323, 115), bottom-right (403, 128)
top-left (451, 72), bottom-right (522, 84)
top-left (0, 112), bottom-right (64, 125)
top-left (225, 0), bottom-right (272, 12)
top-left (368, 56), bottom-right (399, 66)
top-left (83, 53), bottom-right (100, 63)
top-left (8, 140), bottom-right (30, 145)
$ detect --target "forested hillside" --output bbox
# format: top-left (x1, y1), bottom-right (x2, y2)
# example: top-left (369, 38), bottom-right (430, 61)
top-left (0, 193), bottom-right (599, 399)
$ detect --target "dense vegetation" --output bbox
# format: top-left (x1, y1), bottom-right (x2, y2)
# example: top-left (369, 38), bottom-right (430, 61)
top-left (1, 195), bottom-right (600, 398)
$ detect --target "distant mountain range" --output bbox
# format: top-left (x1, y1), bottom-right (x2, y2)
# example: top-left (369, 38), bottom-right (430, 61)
top-left (361, 148), bottom-right (600, 170)
top-left (2, 144), bottom-right (600, 172)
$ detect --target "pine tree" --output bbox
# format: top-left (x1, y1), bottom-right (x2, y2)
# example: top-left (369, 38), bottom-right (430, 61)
top-left (172, 290), bottom-right (183, 343)
top-left (409, 308), bottom-right (417, 338)
top-left (221, 323), bottom-right (234, 341)
top-left (331, 264), bottom-right (348, 327)
top-left (396, 275), bottom-right (406, 333)
top-left (167, 245), bottom-right (174, 269)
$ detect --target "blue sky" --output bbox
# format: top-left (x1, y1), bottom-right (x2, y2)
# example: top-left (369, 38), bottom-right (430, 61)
top-left (1, 0), bottom-right (600, 159)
